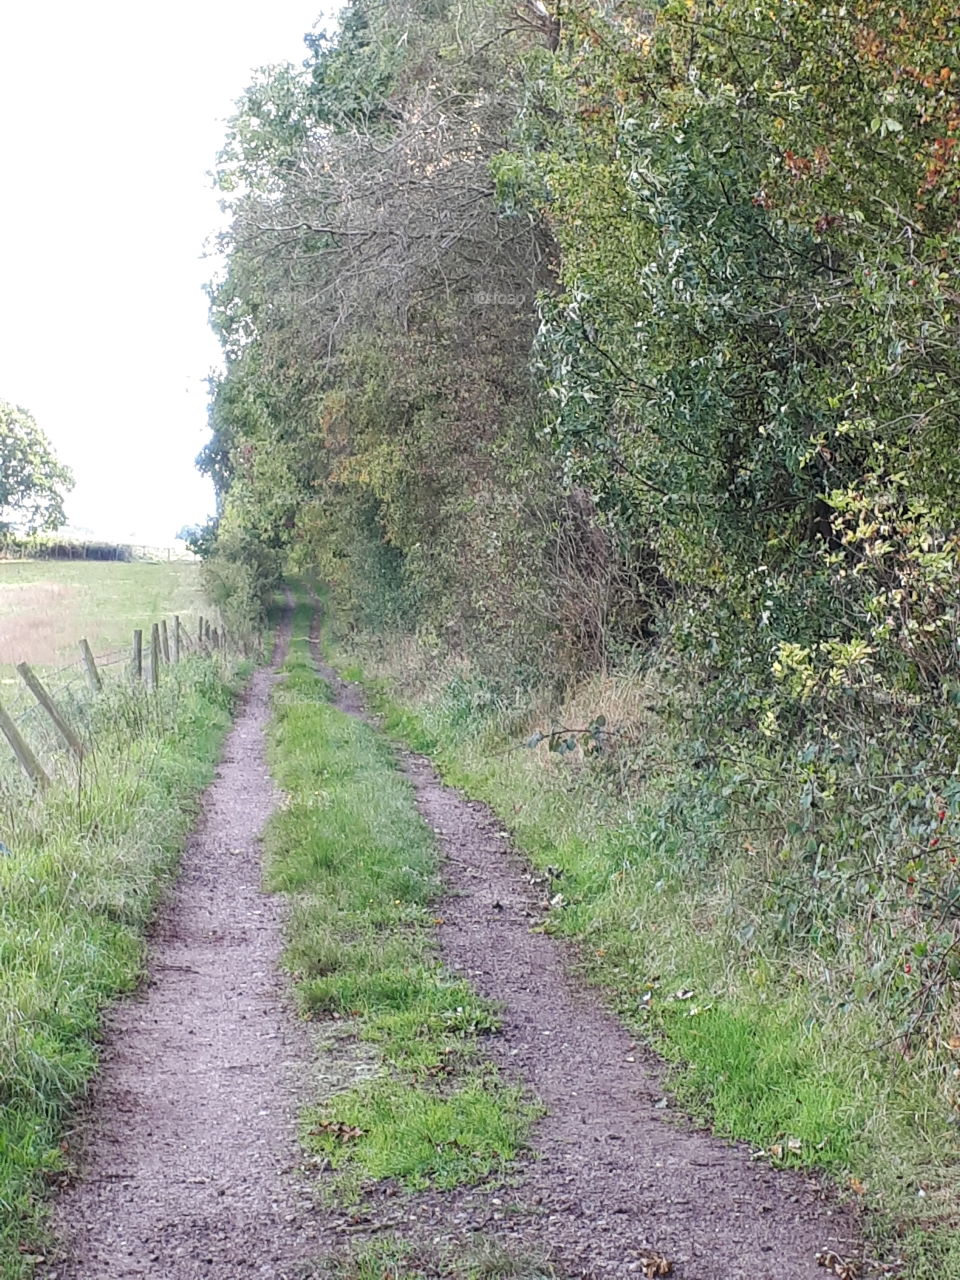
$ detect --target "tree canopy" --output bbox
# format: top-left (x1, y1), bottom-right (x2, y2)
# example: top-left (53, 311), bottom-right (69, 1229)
top-left (203, 0), bottom-right (960, 703)
top-left (0, 401), bottom-right (73, 535)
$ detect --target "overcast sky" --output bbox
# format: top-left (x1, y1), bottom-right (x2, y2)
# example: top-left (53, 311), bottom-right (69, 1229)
top-left (0, 1), bottom-right (333, 544)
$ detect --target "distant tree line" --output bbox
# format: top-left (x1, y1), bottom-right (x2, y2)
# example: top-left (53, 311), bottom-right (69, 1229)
top-left (0, 539), bottom-right (130, 562)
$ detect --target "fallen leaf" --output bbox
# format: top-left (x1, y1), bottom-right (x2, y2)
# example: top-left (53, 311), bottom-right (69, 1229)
top-left (768, 1135), bottom-right (802, 1160)
top-left (816, 1248), bottom-right (862, 1279)
top-left (638, 1250), bottom-right (672, 1278)
top-left (310, 1121), bottom-right (364, 1143)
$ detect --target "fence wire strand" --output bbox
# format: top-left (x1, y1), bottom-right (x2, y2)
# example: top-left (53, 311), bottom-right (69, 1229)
top-left (0, 612), bottom-right (236, 799)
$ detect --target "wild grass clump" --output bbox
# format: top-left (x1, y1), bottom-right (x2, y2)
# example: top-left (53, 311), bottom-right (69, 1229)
top-left (0, 654), bottom-right (246, 1278)
top-left (264, 605), bottom-right (535, 1199)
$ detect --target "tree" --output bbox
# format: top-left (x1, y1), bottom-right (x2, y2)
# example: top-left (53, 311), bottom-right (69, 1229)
top-left (202, 0), bottom-right (589, 670)
top-left (0, 401), bottom-right (73, 534)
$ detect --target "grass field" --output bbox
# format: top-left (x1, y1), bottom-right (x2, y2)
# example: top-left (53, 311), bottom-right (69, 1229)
top-left (0, 559), bottom-right (204, 678)
top-left (266, 601), bottom-right (533, 1202)
top-left (0, 559), bottom-right (207, 790)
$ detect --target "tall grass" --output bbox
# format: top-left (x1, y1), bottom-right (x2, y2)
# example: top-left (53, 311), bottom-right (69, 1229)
top-left (0, 654), bottom-right (246, 1278)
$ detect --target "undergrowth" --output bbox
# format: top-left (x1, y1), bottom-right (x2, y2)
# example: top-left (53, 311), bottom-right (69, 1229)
top-left (264, 602), bottom-right (534, 1201)
top-left (333, 635), bottom-right (960, 1278)
top-left (0, 653), bottom-right (246, 1279)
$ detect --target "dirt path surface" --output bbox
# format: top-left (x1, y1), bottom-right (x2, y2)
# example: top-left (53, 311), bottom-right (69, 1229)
top-left (43, 603), bottom-right (861, 1280)
top-left (45, 607), bottom-right (319, 1280)
top-left (310, 620), bottom-right (861, 1280)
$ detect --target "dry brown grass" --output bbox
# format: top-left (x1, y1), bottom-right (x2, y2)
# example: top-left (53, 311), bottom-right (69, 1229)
top-left (0, 560), bottom-right (204, 679)
top-left (556, 668), bottom-right (662, 735)
top-left (0, 582), bottom-right (82, 666)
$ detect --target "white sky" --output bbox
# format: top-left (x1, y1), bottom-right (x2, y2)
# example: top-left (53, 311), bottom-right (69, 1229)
top-left (0, 1), bottom-right (334, 545)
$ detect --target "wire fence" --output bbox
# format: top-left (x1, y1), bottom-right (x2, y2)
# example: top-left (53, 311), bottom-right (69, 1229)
top-left (0, 611), bottom-right (247, 802)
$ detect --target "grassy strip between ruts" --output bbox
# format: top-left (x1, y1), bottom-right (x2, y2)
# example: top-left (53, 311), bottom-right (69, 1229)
top-left (327, 655), bottom-right (960, 1279)
top-left (264, 602), bottom-right (534, 1202)
top-left (0, 652), bottom-right (248, 1279)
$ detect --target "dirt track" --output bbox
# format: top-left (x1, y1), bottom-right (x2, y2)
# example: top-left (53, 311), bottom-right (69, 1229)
top-left (43, 607), bottom-right (318, 1279)
top-left (308, 618), bottom-right (860, 1279)
top-left (43, 606), bottom-right (861, 1279)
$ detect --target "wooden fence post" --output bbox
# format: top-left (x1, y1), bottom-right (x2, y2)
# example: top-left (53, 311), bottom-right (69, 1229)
top-left (79, 638), bottom-right (103, 692)
top-left (160, 619), bottom-right (171, 663)
top-left (0, 697), bottom-right (50, 790)
top-left (131, 629), bottom-right (143, 680)
top-left (173, 615), bottom-right (181, 663)
top-left (147, 623), bottom-right (161, 690)
top-left (15, 663), bottom-right (84, 760)
top-left (198, 615), bottom-right (204, 648)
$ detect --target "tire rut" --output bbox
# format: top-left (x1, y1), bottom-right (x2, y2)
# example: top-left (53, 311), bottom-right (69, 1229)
top-left (307, 615), bottom-right (862, 1280)
top-left (44, 605), bottom-right (319, 1280)
top-left (40, 603), bottom-right (863, 1280)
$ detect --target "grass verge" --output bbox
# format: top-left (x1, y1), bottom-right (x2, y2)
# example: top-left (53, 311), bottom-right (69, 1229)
top-left (264, 602), bottom-right (535, 1201)
top-left (0, 653), bottom-right (247, 1278)
top-left (329, 646), bottom-right (960, 1278)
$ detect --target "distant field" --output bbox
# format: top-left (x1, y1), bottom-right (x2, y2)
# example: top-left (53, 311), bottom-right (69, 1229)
top-left (0, 560), bottom-right (205, 681)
